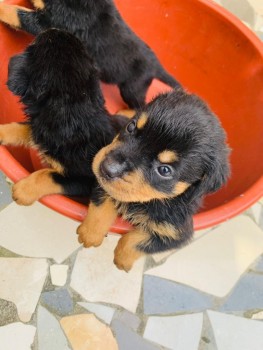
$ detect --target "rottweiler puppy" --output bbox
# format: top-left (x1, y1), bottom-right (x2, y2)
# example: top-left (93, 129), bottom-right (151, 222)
top-left (0, 0), bottom-right (181, 108)
top-left (77, 89), bottom-right (230, 272)
top-left (0, 28), bottom-right (127, 205)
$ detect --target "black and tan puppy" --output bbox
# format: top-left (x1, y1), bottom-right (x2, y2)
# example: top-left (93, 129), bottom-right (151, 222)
top-left (77, 89), bottom-right (230, 272)
top-left (0, 0), bottom-right (180, 108)
top-left (0, 28), bottom-right (127, 204)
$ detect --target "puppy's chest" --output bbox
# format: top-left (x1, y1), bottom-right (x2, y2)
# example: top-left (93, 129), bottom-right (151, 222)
top-left (113, 200), bottom-right (149, 227)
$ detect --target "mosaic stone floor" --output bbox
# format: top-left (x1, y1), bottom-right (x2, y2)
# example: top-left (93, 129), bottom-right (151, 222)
top-left (0, 0), bottom-right (263, 349)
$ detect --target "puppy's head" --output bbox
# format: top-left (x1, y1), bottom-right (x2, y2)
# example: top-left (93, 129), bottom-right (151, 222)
top-left (7, 28), bottom-right (102, 104)
top-left (93, 90), bottom-right (230, 203)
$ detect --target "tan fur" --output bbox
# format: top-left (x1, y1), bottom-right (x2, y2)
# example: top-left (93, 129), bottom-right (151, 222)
top-left (77, 197), bottom-right (117, 248)
top-left (94, 140), bottom-right (191, 202)
top-left (44, 155), bottom-right (65, 175)
top-left (12, 169), bottom-right (63, 206)
top-left (0, 4), bottom-right (32, 28)
top-left (30, 0), bottom-right (45, 9)
top-left (117, 109), bottom-right (136, 119)
top-left (158, 150), bottom-right (178, 163)
top-left (113, 228), bottom-right (149, 271)
top-left (0, 123), bottom-right (32, 147)
top-left (174, 181), bottom-right (190, 196)
top-left (137, 113), bottom-right (148, 129)
top-left (92, 139), bottom-right (121, 177)
top-left (149, 221), bottom-right (180, 240)
top-left (97, 168), bottom-right (172, 202)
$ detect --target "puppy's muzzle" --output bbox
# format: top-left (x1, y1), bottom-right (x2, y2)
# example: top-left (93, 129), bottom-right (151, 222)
top-left (100, 157), bottom-right (127, 180)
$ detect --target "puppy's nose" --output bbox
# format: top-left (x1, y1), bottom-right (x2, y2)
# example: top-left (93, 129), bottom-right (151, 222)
top-left (100, 158), bottom-right (127, 179)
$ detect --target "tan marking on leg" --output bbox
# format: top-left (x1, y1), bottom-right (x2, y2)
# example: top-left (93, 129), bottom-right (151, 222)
top-left (12, 169), bottom-right (63, 206)
top-left (173, 181), bottom-right (191, 196)
top-left (158, 150), bottom-right (178, 163)
top-left (43, 155), bottom-right (65, 174)
top-left (113, 228), bottom-right (148, 272)
top-left (0, 4), bottom-right (32, 28)
top-left (77, 197), bottom-right (117, 248)
top-left (148, 221), bottom-right (180, 240)
top-left (137, 113), bottom-right (148, 129)
top-left (116, 109), bottom-right (136, 119)
top-left (30, 0), bottom-right (45, 9)
top-left (0, 123), bottom-right (32, 147)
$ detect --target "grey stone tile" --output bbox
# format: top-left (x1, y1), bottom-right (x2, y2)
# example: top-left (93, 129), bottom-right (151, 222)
top-left (144, 276), bottom-right (214, 315)
top-left (112, 310), bottom-right (141, 332)
top-left (0, 172), bottom-right (12, 210)
top-left (144, 313), bottom-right (203, 350)
top-left (78, 302), bottom-right (115, 324)
top-left (37, 306), bottom-right (70, 350)
top-left (208, 310), bottom-right (263, 350)
top-left (0, 299), bottom-right (18, 326)
top-left (41, 289), bottom-right (73, 317)
top-left (111, 319), bottom-right (161, 350)
top-left (220, 273), bottom-right (263, 311)
top-left (251, 255), bottom-right (263, 273)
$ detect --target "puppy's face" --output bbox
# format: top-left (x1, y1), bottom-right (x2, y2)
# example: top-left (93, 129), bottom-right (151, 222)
top-left (7, 28), bottom-right (99, 104)
top-left (93, 90), bottom-right (230, 203)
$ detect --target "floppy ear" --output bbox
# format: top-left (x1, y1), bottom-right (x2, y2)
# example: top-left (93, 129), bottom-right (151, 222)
top-left (190, 153), bottom-right (230, 198)
top-left (7, 54), bottom-right (29, 97)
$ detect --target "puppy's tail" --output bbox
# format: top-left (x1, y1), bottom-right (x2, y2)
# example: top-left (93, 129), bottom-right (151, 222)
top-left (156, 68), bottom-right (181, 89)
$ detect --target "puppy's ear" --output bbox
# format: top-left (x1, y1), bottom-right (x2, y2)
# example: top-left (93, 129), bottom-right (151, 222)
top-left (191, 153), bottom-right (230, 197)
top-left (7, 54), bottom-right (29, 97)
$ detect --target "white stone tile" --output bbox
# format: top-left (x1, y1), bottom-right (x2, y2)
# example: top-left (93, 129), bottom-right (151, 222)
top-left (0, 202), bottom-right (81, 263)
top-left (0, 258), bottom-right (48, 322)
top-left (146, 216), bottom-right (263, 297)
top-left (252, 311), bottom-right (263, 320)
top-left (144, 313), bottom-right (203, 350)
top-left (0, 322), bottom-right (36, 350)
top-left (78, 302), bottom-right (115, 324)
top-left (70, 235), bottom-right (145, 313)
top-left (50, 264), bottom-right (69, 287)
top-left (208, 310), bottom-right (263, 350)
top-left (246, 0), bottom-right (263, 15)
top-left (37, 306), bottom-right (70, 350)
top-left (251, 203), bottom-right (262, 225)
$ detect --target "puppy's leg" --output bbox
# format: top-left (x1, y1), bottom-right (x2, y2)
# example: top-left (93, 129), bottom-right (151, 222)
top-left (12, 169), bottom-right (64, 206)
top-left (113, 228), bottom-right (149, 272)
top-left (0, 122), bottom-right (32, 147)
top-left (119, 78), bottom-right (152, 109)
top-left (77, 198), bottom-right (117, 248)
top-left (0, 3), bottom-right (42, 35)
top-left (29, 0), bottom-right (45, 10)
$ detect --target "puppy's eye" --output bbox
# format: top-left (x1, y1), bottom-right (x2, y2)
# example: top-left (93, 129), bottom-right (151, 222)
top-left (157, 166), bottom-right (172, 177)
top-left (126, 121), bottom-right (136, 133)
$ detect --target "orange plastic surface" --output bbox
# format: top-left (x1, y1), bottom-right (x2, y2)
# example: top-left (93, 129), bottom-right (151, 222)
top-left (0, 0), bottom-right (262, 232)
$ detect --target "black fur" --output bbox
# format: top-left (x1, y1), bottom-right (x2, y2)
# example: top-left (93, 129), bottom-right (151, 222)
top-left (93, 89), bottom-right (231, 254)
top-left (7, 28), bottom-right (126, 197)
top-left (1, 0), bottom-right (181, 108)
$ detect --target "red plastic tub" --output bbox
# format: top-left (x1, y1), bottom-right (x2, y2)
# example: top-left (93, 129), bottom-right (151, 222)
top-left (0, 0), bottom-right (263, 233)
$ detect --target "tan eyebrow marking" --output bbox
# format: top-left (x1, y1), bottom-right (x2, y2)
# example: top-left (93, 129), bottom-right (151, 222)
top-left (137, 113), bottom-right (148, 129)
top-left (158, 150), bottom-right (179, 163)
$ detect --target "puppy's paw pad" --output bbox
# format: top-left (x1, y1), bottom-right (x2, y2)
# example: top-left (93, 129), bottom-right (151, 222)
top-left (12, 181), bottom-right (38, 206)
top-left (77, 225), bottom-right (104, 248)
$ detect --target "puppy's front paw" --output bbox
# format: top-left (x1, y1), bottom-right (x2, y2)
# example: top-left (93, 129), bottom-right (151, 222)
top-left (12, 178), bottom-right (39, 206)
top-left (77, 224), bottom-right (105, 248)
top-left (113, 245), bottom-right (134, 273)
